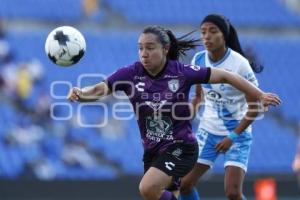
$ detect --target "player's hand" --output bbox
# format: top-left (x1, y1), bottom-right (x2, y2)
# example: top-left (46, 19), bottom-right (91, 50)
top-left (68, 87), bottom-right (82, 102)
top-left (215, 137), bottom-right (233, 153)
top-left (259, 93), bottom-right (281, 111)
top-left (293, 155), bottom-right (300, 172)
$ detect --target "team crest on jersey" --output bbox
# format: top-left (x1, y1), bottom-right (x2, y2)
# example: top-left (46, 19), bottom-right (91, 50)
top-left (168, 79), bottom-right (179, 92)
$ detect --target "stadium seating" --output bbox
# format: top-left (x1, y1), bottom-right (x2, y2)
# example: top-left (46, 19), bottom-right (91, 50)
top-left (0, 0), bottom-right (299, 180)
top-left (105, 0), bottom-right (300, 27)
top-left (1, 0), bottom-right (299, 26)
top-left (0, 30), bottom-right (298, 179)
top-left (0, 0), bottom-right (82, 22)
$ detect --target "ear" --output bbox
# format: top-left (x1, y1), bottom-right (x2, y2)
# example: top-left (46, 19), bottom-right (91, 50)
top-left (163, 45), bottom-right (170, 55)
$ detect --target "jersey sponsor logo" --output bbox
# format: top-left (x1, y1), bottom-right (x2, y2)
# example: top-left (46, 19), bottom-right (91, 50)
top-left (165, 162), bottom-right (175, 171)
top-left (244, 73), bottom-right (254, 80)
top-left (164, 74), bottom-right (179, 78)
top-left (205, 90), bottom-right (235, 105)
top-left (207, 90), bottom-right (222, 100)
top-left (145, 100), bottom-right (167, 111)
top-left (146, 116), bottom-right (173, 142)
top-left (146, 116), bottom-right (172, 135)
top-left (219, 84), bottom-right (226, 91)
top-left (168, 79), bottom-right (179, 92)
top-left (135, 82), bottom-right (145, 92)
top-left (134, 76), bottom-right (146, 80)
top-left (172, 148), bottom-right (182, 158)
top-left (244, 73), bottom-right (257, 83)
top-left (190, 65), bottom-right (201, 71)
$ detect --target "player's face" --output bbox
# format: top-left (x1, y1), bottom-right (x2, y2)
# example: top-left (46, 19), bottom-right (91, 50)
top-left (138, 33), bottom-right (168, 74)
top-left (200, 22), bottom-right (226, 53)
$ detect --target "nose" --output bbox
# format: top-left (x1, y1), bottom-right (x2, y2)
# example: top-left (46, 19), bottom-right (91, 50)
top-left (140, 49), bottom-right (149, 58)
top-left (202, 33), bottom-right (211, 41)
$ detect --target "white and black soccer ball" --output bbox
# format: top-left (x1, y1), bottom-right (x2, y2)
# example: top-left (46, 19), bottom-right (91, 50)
top-left (45, 26), bottom-right (86, 67)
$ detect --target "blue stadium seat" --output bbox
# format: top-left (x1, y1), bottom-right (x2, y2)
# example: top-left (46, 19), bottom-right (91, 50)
top-left (0, 0), bottom-right (82, 22)
top-left (104, 0), bottom-right (300, 27)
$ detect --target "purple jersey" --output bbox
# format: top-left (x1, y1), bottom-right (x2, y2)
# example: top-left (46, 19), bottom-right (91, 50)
top-left (107, 60), bottom-right (211, 153)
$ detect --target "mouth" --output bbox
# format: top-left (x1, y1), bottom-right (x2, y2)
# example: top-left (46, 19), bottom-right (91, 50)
top-left (142, 60), bottom-right (150, 66)
top-left (204, 42), bottom-right (213, 48)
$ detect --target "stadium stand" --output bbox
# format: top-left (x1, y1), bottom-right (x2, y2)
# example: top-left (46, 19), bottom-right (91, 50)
top-left (104, 0), bottom-right (300, 27)
top-left (0, 0), bottom-right (299, 181)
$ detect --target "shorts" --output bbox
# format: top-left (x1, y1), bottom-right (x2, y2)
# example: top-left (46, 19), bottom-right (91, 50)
top-left (143, 142), bottom-right (198, 178)
top-left (196, 128), bottom-right (252, 172)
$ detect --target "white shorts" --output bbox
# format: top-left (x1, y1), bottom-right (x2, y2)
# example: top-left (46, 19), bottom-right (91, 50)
top-left (196, 128), bottom-right (252, 172)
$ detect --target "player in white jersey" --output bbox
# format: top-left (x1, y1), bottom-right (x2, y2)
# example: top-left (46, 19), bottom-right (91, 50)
top-left (180, 14), bottom-right (264, 200)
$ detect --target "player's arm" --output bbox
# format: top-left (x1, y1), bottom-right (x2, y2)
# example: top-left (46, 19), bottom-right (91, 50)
top-left (293, 140), bottom-right (300, 172)
top-left (68, 82), bottom-right (111, 102)
top-left (234, 95), bottom-right (260, 134)
top-left (208, 68), bottom-right (281, 107)
top-left (190, 84), bottom-right (203, 118)
top-left (215, 94), bottom-right (261, 152)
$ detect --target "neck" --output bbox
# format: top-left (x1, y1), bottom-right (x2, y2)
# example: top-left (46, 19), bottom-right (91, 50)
top-left (145, 59), bottom-right (167, 76)
top-left (208, 46), bottom-right (227, 62)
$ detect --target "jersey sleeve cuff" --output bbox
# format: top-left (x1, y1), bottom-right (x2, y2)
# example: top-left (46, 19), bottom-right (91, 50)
top-left (203, 67), bottom-right (211, 83)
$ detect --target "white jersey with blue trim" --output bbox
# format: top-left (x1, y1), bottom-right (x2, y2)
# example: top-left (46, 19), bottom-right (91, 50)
top-left (191, 48), bottom-right (258, 136)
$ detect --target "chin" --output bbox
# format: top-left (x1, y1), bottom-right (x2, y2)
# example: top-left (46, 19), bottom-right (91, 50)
top-left (205, 46), bottom-right (214, 51)
top-left (143, 63), bottom-right (152, 68)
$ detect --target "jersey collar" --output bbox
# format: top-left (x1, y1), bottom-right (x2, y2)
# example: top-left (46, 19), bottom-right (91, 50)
top-left (208, 48), bottom-right (231, 67)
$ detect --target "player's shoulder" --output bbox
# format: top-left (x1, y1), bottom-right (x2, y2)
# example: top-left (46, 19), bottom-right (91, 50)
top-left (169, 60), bottom-right (192, 69)
top-left (110, 61), bottom-right (142, 78)
top-left (229, 49), bottom-right (250, 66)
top-left (122, 61), bottom-right (143, 73)
top-left (126, 61), bottom-right (143, 70)
top-left (193, 50), bottom-right (206, 59)
top-left (192, 50), bottom-right (206, 64)
top-left (229, 49), bottom-right (257, 79)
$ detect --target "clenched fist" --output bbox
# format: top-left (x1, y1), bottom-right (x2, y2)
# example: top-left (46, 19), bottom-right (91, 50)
top-left (67, 87), bottom-right (82, 102)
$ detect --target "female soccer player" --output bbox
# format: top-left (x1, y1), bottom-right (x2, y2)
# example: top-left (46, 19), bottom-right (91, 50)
top-left (179, 14), bottom-right (264, 200)
top-left (68, 25), bottom-right (280, 200)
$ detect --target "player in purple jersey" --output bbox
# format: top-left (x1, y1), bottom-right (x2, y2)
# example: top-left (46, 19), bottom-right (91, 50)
top-left (68, 26), bottom-right (281, 200)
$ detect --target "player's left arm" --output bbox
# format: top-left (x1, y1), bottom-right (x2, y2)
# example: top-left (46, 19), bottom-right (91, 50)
top-left (234, 95), bottom-right (260, 134)
top-left (210, 67), bottom-right (280, 152)
top-left (233, 63), bottom-right (261, 134)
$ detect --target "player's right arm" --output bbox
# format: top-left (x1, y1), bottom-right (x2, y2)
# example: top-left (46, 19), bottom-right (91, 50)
top-left (68, 64), bottom-right (135, 102)
top-left (68, 82), bottom-right (111, 102)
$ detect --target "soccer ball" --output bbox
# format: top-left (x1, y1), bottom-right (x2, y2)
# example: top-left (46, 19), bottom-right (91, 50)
top-left (45, 26), bottom-right (86, 66)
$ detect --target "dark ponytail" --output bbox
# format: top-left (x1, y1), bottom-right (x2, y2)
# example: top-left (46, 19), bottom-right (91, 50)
top-left (228, 24), bottom-right (264, 73)
top-left (142, 26), bottom-right (200, 60)
top-left (227, 24), bottom-right (244, 57)
top-left (201, 14), bottom-right (263, 73)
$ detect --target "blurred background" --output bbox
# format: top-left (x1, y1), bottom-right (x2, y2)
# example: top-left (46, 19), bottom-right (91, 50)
top-left (0, 0), bottom-right (300, 199)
